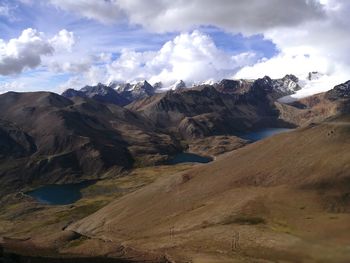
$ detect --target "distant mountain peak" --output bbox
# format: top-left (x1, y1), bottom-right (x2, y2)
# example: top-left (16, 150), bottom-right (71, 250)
top-left (112, 80), bottom-right (156, 101)
top-left (133, 80), bottom-right (154, 91)
top-left (81, 83), bottom-right (114, 95)
top-left (172, 80), bottom-right (186, 90)
top-left (62, 83), bottom-right (130, 106)
top-left (326, 80), bottom-right (350, 100)
top-left (153, 82), bottom-right (163, 90)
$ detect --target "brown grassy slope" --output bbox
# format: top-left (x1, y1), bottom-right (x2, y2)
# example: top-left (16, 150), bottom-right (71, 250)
top-left (276, 93), bottom-right (343, 127)
top-left (187, 135), bottom-right (248, 157)
top-left (70, 115), bottom-right (350, 262)
top-left (0, 165), bottom-right (194, 262)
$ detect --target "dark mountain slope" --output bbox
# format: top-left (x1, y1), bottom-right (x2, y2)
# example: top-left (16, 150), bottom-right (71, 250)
top-left (62, 81), bottom-right (156, 106)
top-left (128, 78), bottom-right (295, 138)
top-left (326, 80), bottom-right (350, 100)
top-left (62, 83), bottom-right (130, 106)
top-left (0, 92), bottom-right (181, 195)
top-left (0, 120), bottom-right (36, 159)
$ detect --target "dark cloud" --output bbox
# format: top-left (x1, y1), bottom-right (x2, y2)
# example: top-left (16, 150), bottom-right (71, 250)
top-left (49, 0), bottom-right (325, 34)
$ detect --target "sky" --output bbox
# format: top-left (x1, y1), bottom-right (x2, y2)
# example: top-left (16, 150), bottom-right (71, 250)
top-left (0, 0), bottom-right (349, 97)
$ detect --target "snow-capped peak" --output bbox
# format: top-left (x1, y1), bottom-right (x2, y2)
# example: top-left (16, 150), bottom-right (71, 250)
top-left (171, 80), bottom-right (186, 90)
top-left (278, 71), bottom-right (345, 103)
top-left (272, 74), bottom-right (300, 94)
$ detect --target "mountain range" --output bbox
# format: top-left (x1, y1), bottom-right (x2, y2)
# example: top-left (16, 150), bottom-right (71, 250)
top-left (62, 75), bottom-right (301, 106)
top-left (1, 75), bottom-right (348, 195)
top-left (1, 74), bottom-right (350, 262)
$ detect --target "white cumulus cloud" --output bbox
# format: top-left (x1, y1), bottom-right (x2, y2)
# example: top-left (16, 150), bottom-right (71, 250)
top-left (49, 29), bottom-right (75, 52)
top-left (0, 28), bottom-right (54, 75)
top-left (0, 28), bottom-right (78, 76)
top-left (107, 30), bottom-right (257, 87)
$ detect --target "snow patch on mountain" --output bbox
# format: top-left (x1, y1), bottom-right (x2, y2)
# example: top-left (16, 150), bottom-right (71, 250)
top-left (278, 72), bottom-right (347, 103)
top-left (110, 80), bottom-right (155, 101)
top-left (271, 74), bottom-right (300, 95)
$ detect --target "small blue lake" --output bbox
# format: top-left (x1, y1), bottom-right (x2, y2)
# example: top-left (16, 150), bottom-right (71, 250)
top-left (239, 128), bottom-right (292, 142)
top-left (26, 181), bottom-right (94, 205)
top-left (27, 128), bottom-right (292, 205)
top-left (168, 128), bottom-right (292, 164)
top-left (168, 153), bottom-right (213, 165)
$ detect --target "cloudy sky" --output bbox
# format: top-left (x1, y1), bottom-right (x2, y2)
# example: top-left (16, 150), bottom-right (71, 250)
top-left (0, 0), bottom-right (349, 96)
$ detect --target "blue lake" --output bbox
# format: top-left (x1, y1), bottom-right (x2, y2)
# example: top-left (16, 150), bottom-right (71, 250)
top-left (26, 181), bottom-right (94, 205)
top-left (239, 128), bottom-right (292, 142)
top-left (168, 153), bottom-right (213, 165)
top-left (27, 128), bottom-right (291, 205)
top-left (168, 128), bottom-right (292, 164)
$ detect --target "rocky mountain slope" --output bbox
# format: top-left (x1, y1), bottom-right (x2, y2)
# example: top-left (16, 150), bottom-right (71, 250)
top-left (62, 83), bottom-right (130, 106)
top-left (127, 76), bottom-right (300, 138)
top-left (326, 80), bottom-right (350, 100)
top-left (62, 80), bottom-right (156, 106)
top-left (0, 92), bottom-right (181, 195)
top-left (0, 120), bottom-right (37, 159)
top-left (110, 80), bottom-right (156, 102)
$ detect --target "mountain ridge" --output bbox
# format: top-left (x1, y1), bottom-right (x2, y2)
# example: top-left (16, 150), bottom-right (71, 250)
top-left (2, 78), bottom-right (350, 194)
top-left (61, 75), bottom-right (302, 106)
